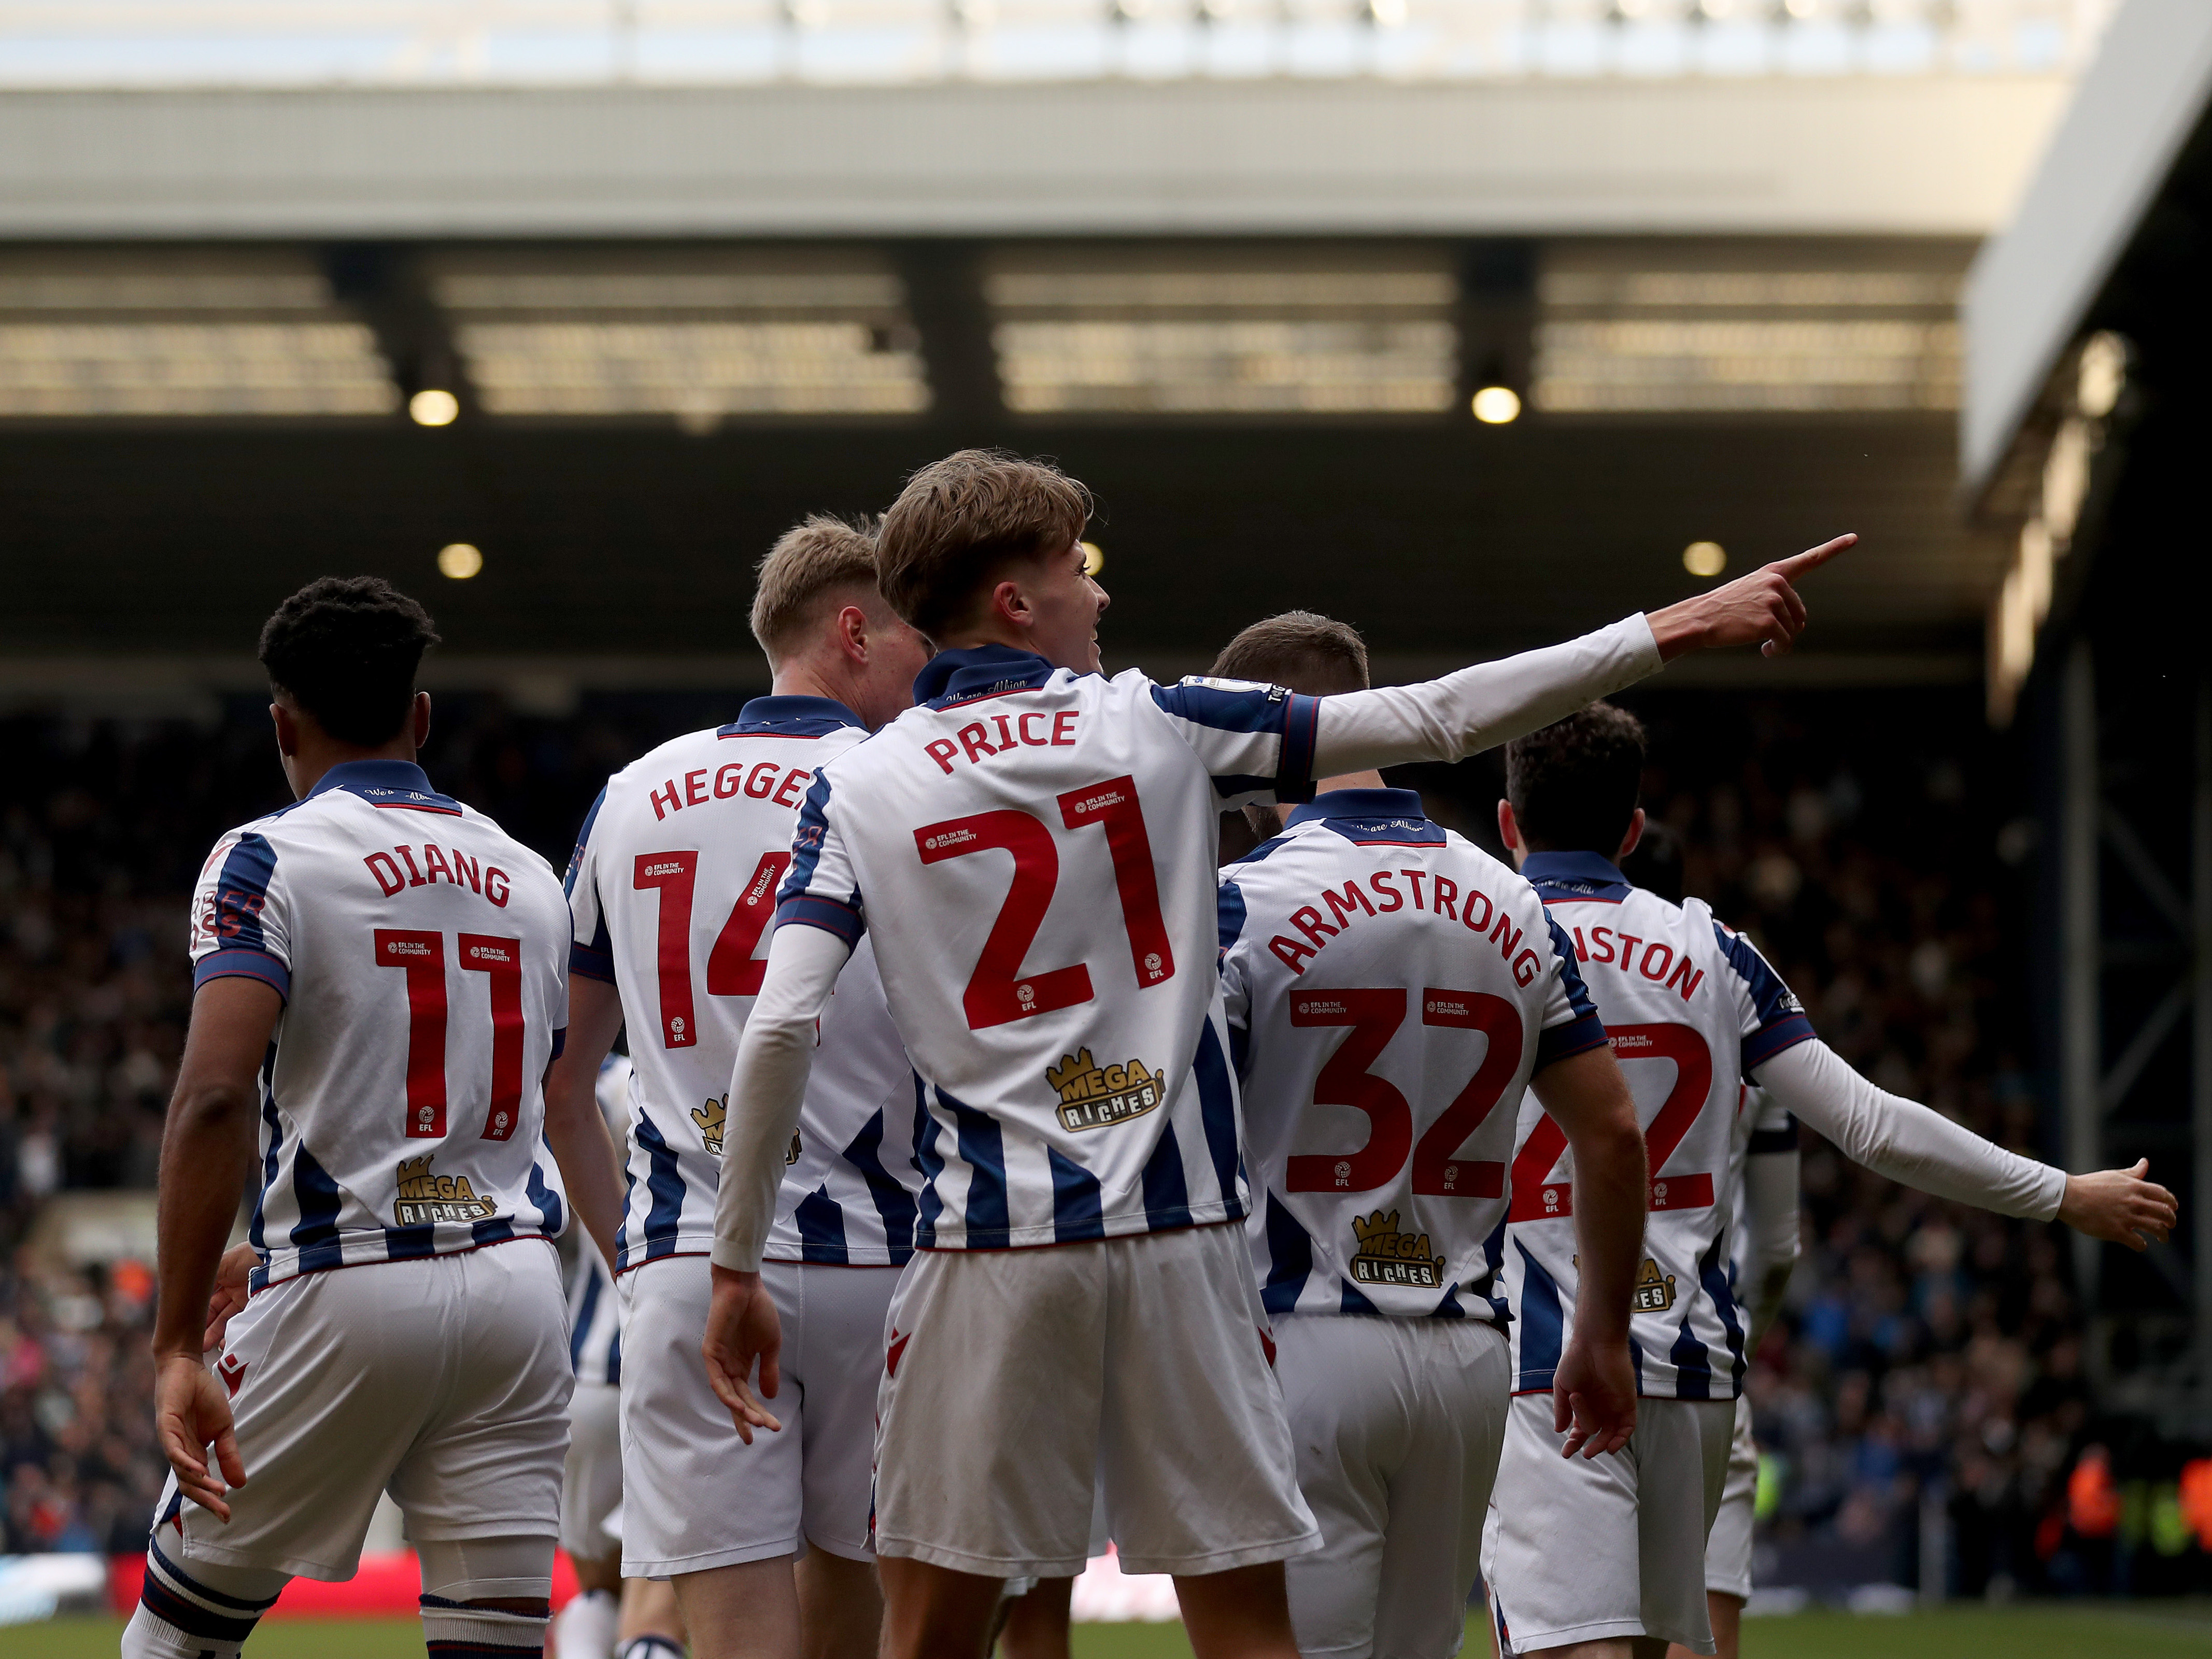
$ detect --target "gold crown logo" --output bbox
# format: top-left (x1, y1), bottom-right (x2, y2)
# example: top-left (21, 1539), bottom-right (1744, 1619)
top-left (1045, 1048), bottom-right (1163, 1131)
top-left (1348, 1210), bottom-right (1447, 1290)
top-left (398, 1154), bottom-right (434, 1186)
top-left (1047, 1048), bottom-right (1102, 1100)
top-left (693, 1094), bottom-right (726, 1157)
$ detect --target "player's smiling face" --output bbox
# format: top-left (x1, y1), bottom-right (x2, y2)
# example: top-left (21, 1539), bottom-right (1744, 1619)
top-left (1022, 538), bottom-right (1111, 675)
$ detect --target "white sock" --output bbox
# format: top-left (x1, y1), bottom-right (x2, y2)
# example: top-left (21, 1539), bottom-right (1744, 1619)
top-left (551, 1588), bottom-right (620, 1659)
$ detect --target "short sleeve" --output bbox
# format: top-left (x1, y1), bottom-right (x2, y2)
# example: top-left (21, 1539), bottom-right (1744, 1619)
top-left (564, 785), bottom-right (616, 984)
top-left (773, 771), bottom-right (867, 947)
top-left (1533, 913), bottom-right (1607, 1071)
top-left (189, 828), bottom-right (292, 1000)
top-left (1713, 919), bottom-right (1815, 1074)
top-left (1148, 677), bottom-right (1321, 811)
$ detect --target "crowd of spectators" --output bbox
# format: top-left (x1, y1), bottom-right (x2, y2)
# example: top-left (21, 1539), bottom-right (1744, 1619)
top-left (0, 682), bottom-right (2137, 1595)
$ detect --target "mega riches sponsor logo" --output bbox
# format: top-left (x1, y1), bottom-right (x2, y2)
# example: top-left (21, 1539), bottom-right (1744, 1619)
top-left (1632, 1256), bottom-right (1678, 1313)
top-left (693, 1094), bottom-right (727, 1156)
top-left (394, 1155), bottom-right (499, 1225)
top-left (1046, 1047), bottom-right (1163, 1132)
top-left (1349, 1210), bottom-right (1447, 1290)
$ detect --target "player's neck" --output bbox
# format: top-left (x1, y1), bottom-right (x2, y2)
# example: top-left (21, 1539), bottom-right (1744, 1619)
top-left (1314, 770), bottom-right (1386, 795)
top-left (283, 732), bottom-right (420, 801)
top-left (769, 661), bottom-right (862, 720)
top-left (931, 622), bottom-right (1067, 669)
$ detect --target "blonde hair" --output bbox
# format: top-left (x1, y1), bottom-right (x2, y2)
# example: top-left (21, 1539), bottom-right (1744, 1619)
top-left (748, 514), bottom-right (883, 665)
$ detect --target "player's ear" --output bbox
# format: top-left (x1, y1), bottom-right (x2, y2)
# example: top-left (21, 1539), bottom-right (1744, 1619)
top-left (835, 603), bottom-right (870, 665)
top-left (271, 700), bottom-right (300, 759)
top-left (1616, 807), bottom-right (1646, 862)
top-left (1496, 799), bottom-right (1519, 853)
top-left (411, 691), bottom-right (433, 751)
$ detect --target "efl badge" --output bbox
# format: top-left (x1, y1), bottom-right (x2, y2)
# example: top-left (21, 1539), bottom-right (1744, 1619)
top-left (692, 1095), bottom-right (726, 1157)
top-left (394, 1154), bottom-right (499, 1225)
top-left (1349, 1210), bottom-right (1447, 1291)
top-left (1047, 1048), bottom-right (1163, 1132)
top-left (1632, 1256), bottom-right (1678, 1313)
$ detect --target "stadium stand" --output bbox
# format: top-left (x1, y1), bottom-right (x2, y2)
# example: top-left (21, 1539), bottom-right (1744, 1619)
top-left (0, 679), bottom-right (2137, 1597)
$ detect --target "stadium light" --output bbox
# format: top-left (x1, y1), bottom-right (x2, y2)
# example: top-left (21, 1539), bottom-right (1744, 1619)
top-left (438, 543), bottom-right (484, 579)
top-left (1081, 541), bottom-right (1105, 577)
top-left (410, 388), bottom-right (460, 427)
top-left (1471, 385), bottom-right (1521, 424)
top-left (1682, 541), bottom-right (1727, 577)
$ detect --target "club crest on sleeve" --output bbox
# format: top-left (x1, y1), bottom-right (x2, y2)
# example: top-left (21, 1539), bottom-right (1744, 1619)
top-left (692, 1094), bottom-right (726, 1157)
top-left (1632, 1256), bottom-right (1678, 1313)
top-left (1349, 1210), bottom-right (1446, 1290)
top-left (394, 1155), bottom-right (498, 1225)
top-left (1046, 1047), bottom-right (1162, 1132)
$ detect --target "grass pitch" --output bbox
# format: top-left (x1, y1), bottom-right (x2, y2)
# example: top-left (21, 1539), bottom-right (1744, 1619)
top-left (14, 1605), bottom-right (2212, 1656)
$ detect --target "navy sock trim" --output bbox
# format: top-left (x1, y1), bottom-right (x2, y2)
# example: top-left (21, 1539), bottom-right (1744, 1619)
top-left (147, 1538), bottom-right (282, 1613)
top-left (139, 1577), bottom-right (263, 1643)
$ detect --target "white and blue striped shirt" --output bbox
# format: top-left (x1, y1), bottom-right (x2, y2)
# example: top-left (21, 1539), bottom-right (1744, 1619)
top-left (1219, 789), bottom-right (1605, 1325)
top-left (774, 646), bottom-right (1322, 1251)
top-left (188, 761), bottom-right (572, 1293)
top-left (567, 699), bottom-right (921, 1270)
top-left (565, 1053), bottom-right (632, 1386)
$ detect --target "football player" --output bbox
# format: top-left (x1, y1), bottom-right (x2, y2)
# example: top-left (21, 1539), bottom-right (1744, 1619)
top-left (1483, 703), bottom-right (2177, 1659)
top-left (136, 577), bottom-right (625, 1659)
top-left (704, 449), bottom-right (1854, 1659)
top-left (1211, 612), bottom-right (1648, 1659)
top-left (552, 1053), bottom-right (689, 1659)
top-left (547, 517), bottom-right (931, 1659)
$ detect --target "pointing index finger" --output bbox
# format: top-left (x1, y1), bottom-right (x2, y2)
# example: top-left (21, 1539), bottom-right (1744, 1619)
top-left (1772, 533), bottom-right (1857, 578)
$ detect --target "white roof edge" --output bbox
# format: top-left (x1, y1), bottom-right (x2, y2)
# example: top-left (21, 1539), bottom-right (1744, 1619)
top-left (1961, 0), bottom-right (2212, 501)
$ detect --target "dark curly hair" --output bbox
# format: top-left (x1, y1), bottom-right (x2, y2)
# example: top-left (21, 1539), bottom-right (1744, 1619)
top-left (1505, 701), bottom-right (1647, 856)
top-left (258, 576), bottom-right (441, 747)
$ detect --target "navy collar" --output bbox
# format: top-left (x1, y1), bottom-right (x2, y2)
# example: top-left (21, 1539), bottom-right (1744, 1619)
top-left (1286, 787), bottom-right (1428, 830)
top-left (1521, 850), bottom-right (1634, 898)
top-left (306, 759), bottom-right (461, 813)
top-left (914, 645), bottom-right (1059, 707)
top-left (723, 694), bottom-right (866, 736)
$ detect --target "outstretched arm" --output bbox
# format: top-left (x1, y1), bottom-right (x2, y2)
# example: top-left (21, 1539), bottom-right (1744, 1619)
top-left (1529, 1043), bottom-right (1649, 1460)
top-left (705, 921), bottom-right (850, 1439)
top-left (1310, 535), bottom-right (1855, 776)
top-left (1755, 1039), bottom-right (2177, 1248)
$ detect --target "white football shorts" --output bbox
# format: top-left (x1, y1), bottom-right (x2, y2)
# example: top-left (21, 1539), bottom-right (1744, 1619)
top-left (1703, 1396), bottom-right (1758, 1600)
top-left (155, 1240), bottom-right (571, 1581)
top-left (1483, 1393), bottom-right (1734, 1656)
top-left (873, 1220), bottom-right (1321, 1580)
top-left (562, 1380), bottom-right (623, 1563)
top-left (618, 1255), bottom-right (896, 1578)
top-left (1275, 1312), bottom-right (1510, 1659)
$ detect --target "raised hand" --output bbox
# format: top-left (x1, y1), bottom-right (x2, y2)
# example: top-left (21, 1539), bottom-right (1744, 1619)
top-left (703, 1265), bottom-right (786, 1443)
top-left (154, 1352), bottom-right (247, 1521)
top-left (1553, 1334), bottom-right (1637, 1461)
top-left (1648, 533), bottom-right (1857, 662)
top-left (2058, 1158), bottom-right (2179, 1252)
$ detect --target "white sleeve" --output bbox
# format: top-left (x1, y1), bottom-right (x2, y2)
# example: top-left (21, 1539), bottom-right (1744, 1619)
top-left (710, 923), bottom-right (852, 1273)
top-left (1756, 1039), bottom-right (2066, 1222)
top-left (1311, 614), bottom-right (1663, 775)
